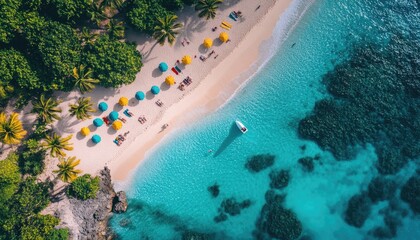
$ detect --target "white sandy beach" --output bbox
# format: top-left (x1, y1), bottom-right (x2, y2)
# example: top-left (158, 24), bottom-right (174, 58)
top-left (42, 0), bottom-right (295, 182)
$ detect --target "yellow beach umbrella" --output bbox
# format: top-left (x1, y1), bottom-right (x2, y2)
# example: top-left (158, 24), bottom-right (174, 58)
top-left (182, 55), bottom-right (192, 65)
top-left (203, 38), bottom-right (213, 48)
top-left (80, 127), bottom-right (90, 136)
top-left (118, 97), bottom-right (128, 106)
top-left (165, 75), bottom-right (175, 85)
top-left (219, 32), bottom-right (229, 42)
top-left (112, 120), bottom-right (123, 130)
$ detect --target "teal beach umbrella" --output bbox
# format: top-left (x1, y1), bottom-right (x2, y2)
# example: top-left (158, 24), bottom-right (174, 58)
top-left (159, 62), bottom-right (168, 72)
top-left (109, 111), bottom-right (119, 121)
top-left (93, 118), bottom-right (104, 127)
top-left (98, 102), bottom-right (108, 112)
top-left (135, 91), bottom-right (145, 100)
top-left (151, 86), bottom-right (160, 95)
top-left (91, 134), bottom-right (101, 144)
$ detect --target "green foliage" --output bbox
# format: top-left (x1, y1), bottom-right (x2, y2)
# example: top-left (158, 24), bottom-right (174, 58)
top-left (67, 174), bottom-right (100, 200)
top-left (106, 19), bottom-right (125, 40)
top-left (20, 214), bottom-right (59, 240)
top-left (0, 153), bottom-right (21, 204)
top-left (195, 0), bottom-right (223, 20)
top-left (84, 35), bottom-right (142, 87)
top-left (46, 0), bottom-right (94, 24)
top-left (24, 19), bottom-right (82, 91)
top-left (0, 0), bottom-right (21, 44)
top-left (126, 0), bottom-right (173, 34)
top-left (47, 228), bottom-right (70, 240)
top-left (153, 15), bottom-right (183, 46)
top-left (0, 49), bottom-right (40, 101)
top-left (19, 149), bottom-right (46, 176)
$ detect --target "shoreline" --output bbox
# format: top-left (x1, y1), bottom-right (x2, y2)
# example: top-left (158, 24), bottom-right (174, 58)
top-left (109, 0), bottom-right (298, 182)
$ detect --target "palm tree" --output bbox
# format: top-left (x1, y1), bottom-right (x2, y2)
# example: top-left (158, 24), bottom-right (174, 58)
top-left (89, 3), bottom-right (108, 26)
top-left (106, 19), bottom-right (125, 40)
top-left (42, 133), bottom-right (73, 157)
top-left (153, 15), bottom-right (183, 46)
top-left (0, 85), bottom-right (14, 100)
top-left (72, 65), bottom-right (100, 93)
top-left (0, 112), bottom-right (27, 145)
top-left (80, 27), bottom-right (98, 46)
top-left (31, 95), bottom-right (62, 124)
top-left (195, 0), bottom-right (224, 20)
top-left (101, 0), bottom-right (123, 10)
top-left (53, 156), bottom-right (82, 182)
top-left (69, 97), bottom-right (96, 120)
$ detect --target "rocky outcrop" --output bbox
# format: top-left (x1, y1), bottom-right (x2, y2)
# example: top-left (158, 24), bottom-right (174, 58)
top-left (113, 191), bottom-right (128, 213)
top-left (69, 167), bottom-right (127, 240)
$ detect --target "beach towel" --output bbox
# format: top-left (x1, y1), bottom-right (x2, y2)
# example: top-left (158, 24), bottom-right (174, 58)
top-left (171, 67), bottom-right (179, 75)
top-left (175, 66), bottom-right (182, 73)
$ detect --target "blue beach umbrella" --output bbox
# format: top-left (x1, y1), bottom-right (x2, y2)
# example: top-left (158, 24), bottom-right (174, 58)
top-left (93, 118), bottom-right (104, 127)
top-left (98, 102), bottom-right (108, 112)
top-left (135, 91), bottom-right (145, 100)
top-left (91, 134), bottom-right (101, 144)
top-left (151, 86), bottom-right (160, 95)
top-left (159, 62), bottom-right (168, 72)
top-left (109, 111), bottom-right (119, 121)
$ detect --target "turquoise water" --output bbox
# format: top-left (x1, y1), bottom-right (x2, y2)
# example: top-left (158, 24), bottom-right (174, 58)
top-left (110, 0), bottom-right (420, 239)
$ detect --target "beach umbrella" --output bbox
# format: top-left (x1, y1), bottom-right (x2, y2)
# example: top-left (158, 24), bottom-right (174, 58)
top-left (182, 55), bottom-right (192, 65)
top-left (91, 134), bottom-right (101, 144)
top-left (219, 32), bottom-right (229, 42)
top-left (93, 118), bottom-right (104, 127)
top-left (165, 75), bottom-right (175, 86)
top-left (119, 97), bottom-right (128, 106)
top-left (135, 91), bottom-right (145, 100)
top-left (80, 127), bottom-right (90, 136)
top-left (151, 86), bottom-right (160, 95)
top-left (98, 102), bottom-right (108, 112)
top-left (112, 120), bottom-right (123, 130)
top-left (203, 38), bottom-right (213, 48)
top-left (159, 62), bottom-right (168, 72)
top-left (109, 111), bottom-right (119, 121)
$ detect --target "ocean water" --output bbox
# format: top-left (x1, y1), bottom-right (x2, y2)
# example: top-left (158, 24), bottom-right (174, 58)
top-left (110, 0), bottom-right (420, 239)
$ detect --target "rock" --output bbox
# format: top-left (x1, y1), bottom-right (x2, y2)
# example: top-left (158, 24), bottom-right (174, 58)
top-left (245, 154), bottom-right (276, 173)
top-left (344, 192), bottom-right (372, 228)
top-left (213, 212), bottom-right (228, 223)
top-left (69, 167), bottom-right (117, 239)
top-left (207, 183), bottom-right (220, 198)
top-left (182, 230), bottom-right (214, 240)
top-left (367, 177), bottom-right (397, 202)
top-left (298, 157), bottom-right (315, 172)
top-left (214, 197), bottom-right (252, 222)
top-left (400, 174), bottom-right (420, 213)
top-left (269, 169), bottom-right (290, 189)
top-left (113, 191), bottom-right (128, 213)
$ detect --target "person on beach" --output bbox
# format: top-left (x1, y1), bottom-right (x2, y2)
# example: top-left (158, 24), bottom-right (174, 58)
top-left (256, 5), bottom-right (261, 11)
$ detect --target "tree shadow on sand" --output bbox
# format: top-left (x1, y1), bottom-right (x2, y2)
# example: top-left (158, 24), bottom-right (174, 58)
top-left (213, 122), bottom-right (242, 157)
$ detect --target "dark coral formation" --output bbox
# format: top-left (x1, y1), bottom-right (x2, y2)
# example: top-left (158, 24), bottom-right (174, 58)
top-left (298, 157), bottom-right (315, 172)
top-left (298, 37), bottom-right (420, 174)
top-left (400, 174), bottom-right (420, 213)
top-left (207, 183), bottom-right (220, 198)
top-left (367, 177), bottom-right (397, 203)
top-left (245, 154), bottom-right (276, 173)
top-left (182, 230), bottom-right (214, 240)
top-left (254, 192), bottom-right (302, 240)
top-left (214, 197), bottom-right (252, 223)
top-left (344, 192), bottom-right (372, 228)
top-left (269, 169), bottom-right (290, 189)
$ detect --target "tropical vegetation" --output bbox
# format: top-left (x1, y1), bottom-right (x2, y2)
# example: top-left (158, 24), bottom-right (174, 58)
top-left (195, 0), bottom-right (224, 20)
top-left (153, 15), bottom-right (184, 46)
top-left (42, 133), bottom-right (74, 157)
top-left (0, 112), bottom-right (27, 146)
top-left (69, 97), bottom-right (96, 120)
top-left (67, 174), bottom-right (100, 200)
top-left (31, 95), bottom-right (62, 124)
top-left (72, 65), bottom-right (100, 93)
top-left (53, 156), bottom-right (82, 183)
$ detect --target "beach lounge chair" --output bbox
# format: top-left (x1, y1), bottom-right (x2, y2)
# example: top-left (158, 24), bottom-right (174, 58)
top-left (123, 109), bottom-right (133, 117)
top-left (171, 67), bottom-right (179, 75)
top-left (102, 117), bottom-right (111, 126)
top-left (118, 117), bottom-right (127, 123)
top-left (175, 66), bottom-right (182, 73)
top-left (221, 21), bottom-right (232, 30)
top-left (229, 12), bottom-right (237, 21)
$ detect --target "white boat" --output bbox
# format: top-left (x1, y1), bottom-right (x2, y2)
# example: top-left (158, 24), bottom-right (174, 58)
top-left (235, 120), bottom-right (248, 134)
